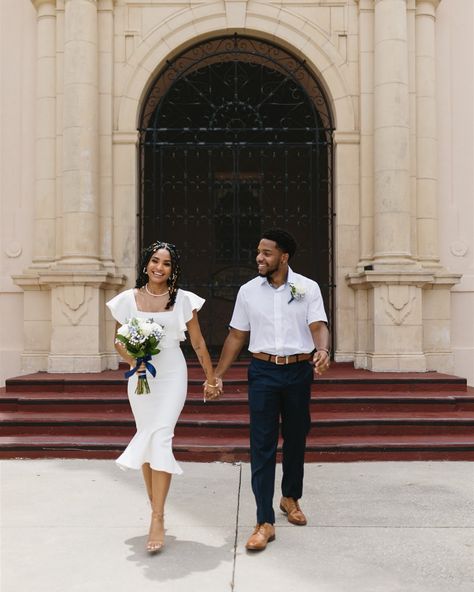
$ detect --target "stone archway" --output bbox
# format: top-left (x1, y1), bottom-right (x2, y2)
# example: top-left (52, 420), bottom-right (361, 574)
top-left (137, 35), bottom-right (335, 350)
top-left (113, 13), bottom-right (358, 360)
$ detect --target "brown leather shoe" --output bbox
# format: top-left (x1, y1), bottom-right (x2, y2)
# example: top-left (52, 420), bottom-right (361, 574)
top-left (245, 523), bottom-right (276, 551)
top-left (279, 497), bottom-right (307, 525)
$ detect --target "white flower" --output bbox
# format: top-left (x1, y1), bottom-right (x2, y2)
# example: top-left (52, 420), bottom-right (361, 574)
top-left (140, 321), bottom-right (154, 337)
top-left (288, 283), bottom-right (305, 303)
top-left (117, 324), bottom-right (131, 338)
top-left (149, 321), bottom-right (165, 339)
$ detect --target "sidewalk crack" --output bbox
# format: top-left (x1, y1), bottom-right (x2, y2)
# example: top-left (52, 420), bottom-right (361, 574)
top-left (230, 461), bottom-right (242, 591)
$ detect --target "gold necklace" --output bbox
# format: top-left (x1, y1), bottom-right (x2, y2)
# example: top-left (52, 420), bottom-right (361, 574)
top-left (144, 284), bottom-right (169, 297)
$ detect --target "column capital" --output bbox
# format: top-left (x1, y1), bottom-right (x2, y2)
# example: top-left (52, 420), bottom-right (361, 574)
top-left (32, 0), bottom-right (55, 6)
top-left (98, 0), bottom-right (114, 10)
top-left (416, 0), bottom-right (440, 17)
top-left (63, 0), bottom-right (99, 8)
top-left (31, 0), bottom-right (56, 12)
top-left (357, 0), bottom-right (374, 10)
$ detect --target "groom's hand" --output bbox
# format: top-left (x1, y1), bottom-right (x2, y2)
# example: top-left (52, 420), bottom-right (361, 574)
top-left (203, 378), bottom-right (223, 401)
top-left (312, 350), bottom-right (330, 375)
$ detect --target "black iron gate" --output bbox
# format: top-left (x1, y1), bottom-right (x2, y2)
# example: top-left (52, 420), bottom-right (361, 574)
top-left (139, 35), bottom-right (334, 351)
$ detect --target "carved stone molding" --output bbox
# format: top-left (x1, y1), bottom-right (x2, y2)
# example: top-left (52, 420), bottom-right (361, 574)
top-left (55, 285), bottom-right (93, 326)
top-left (346, 270), bottom-right (437, 289)
top-left (380, 285), bottom-right (417, 326)
top-left (4, 242), bottom-right (22, 258)
top-left (450, 241), bottom-right (469, 258)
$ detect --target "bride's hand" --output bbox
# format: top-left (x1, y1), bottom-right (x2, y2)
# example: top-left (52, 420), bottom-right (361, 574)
top-left (203, 378), bottom-right (223, 401)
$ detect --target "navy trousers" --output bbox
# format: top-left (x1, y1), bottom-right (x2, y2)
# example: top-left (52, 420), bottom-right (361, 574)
top-left (247, 357), bottom-right (313, 524)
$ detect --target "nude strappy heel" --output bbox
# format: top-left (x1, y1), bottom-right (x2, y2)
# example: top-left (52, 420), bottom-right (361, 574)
top-left (147, 512), bottom-right (165, 553)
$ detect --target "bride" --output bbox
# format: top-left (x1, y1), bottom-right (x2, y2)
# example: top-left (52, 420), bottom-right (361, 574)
top-left (107, 241), bottom-right (222, 553)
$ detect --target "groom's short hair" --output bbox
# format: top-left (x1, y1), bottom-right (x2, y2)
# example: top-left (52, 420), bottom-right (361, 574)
top-left (261, 228), bottom-right (297, 260)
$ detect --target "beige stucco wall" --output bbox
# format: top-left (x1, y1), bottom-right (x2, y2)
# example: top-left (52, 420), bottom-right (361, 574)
top-left (437, 0), bottom-right (474, 386)
top-left (0, 0), bottom-right (473, 385)
top-left (0, 0), bottom-right (36, 385)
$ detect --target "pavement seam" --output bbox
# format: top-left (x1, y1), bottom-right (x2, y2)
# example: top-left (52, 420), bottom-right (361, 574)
top-left (231, 462), bottom-right (242, 591)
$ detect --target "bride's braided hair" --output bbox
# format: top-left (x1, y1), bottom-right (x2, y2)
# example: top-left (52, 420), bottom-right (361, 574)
top-left (135, 241), bottom-right (181, 310)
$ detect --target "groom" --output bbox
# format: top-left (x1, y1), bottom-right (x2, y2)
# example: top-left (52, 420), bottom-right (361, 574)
top-left (214, 228), bottom-right (330, 551)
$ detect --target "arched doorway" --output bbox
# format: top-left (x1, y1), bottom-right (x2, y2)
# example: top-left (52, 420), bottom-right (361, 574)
top-left (139, 35), bottom-right (334, 352)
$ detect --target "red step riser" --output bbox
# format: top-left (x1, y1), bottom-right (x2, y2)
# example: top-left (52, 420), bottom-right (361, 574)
top-left (6, 381), bottom-right (469, 395)
top-left (4, 384), bottom-right (125, 394)
top-left (0, 425), bottom-right (249, 438)
top-left (0, 426), bottom-right (136, 437)
top-left (0, 403), bottom-right (18, 412)
top-left (184, 404), bottom-right (248, 415)
top-left (1, 448), bottom-right (473, 462)
top-left (176, 424), bottom-right (474, 438)
top-left (4, 424), bottom-right (473, 440)
top-left (303, 450), bottom-right (474, 461)
top-left (3, 404), bottom-right (474, 420)
top-left (2, 409), bottom-right (472, 423)
top-left (0, 403), bottom-right (133, 414)
top-left (309, 425), bottom-right (474, 438)
top-left (2, 401), bottom-right (472, 417)
top-left (312, 402), bottom-right (474, 413)
top-left (5, 381), bottom-right (467, 395)
top-left (4, 381), bottom-right (243, 394)
top-left (0, 426), bottom-right (250, 438)
top-left (316, 383), bottom-right (466, 393)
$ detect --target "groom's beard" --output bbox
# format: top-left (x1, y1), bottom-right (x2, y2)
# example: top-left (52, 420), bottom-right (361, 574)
top-left (258, 264), bottom-right (279, 280)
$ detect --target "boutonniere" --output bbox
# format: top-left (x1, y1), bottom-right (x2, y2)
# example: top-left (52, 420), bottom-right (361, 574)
top-left (288, 283), bottom-right (305, 304)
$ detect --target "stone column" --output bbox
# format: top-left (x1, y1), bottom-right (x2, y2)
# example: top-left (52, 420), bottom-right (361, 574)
top-left (47, 0), bottom-right (124, 372)
top-left (13, 0), bottom-right (57, 373)
top-left (373, 0), bottom-right (412, 266)
top-left (98, 0), bottom-right (115, 269)
top-left (33, 0), bottom-right (57, 266)
top-left (348, 0), bottom-right (461, 373)
top-left (416, 0), bottom-right (440, 267)
top-left (358, 0), bottom-right (375, 268)
top-left (61, 0), bottom-right (100, 267)
top-left (349, 0), bottom-right (428, 372)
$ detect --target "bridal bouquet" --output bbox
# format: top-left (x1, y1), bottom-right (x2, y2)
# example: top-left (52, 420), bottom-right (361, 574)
top-left (115, 317), bottom-right (165, 394)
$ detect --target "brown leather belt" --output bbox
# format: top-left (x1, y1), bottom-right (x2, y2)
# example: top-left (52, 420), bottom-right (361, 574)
top-left (252, 352), bottom-right (312, 365)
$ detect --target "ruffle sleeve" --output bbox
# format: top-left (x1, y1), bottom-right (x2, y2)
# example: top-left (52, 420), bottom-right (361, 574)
top-left (176, 289), bottom-right (205, 339)
top-left (106, 289), bottom-right (134, 324)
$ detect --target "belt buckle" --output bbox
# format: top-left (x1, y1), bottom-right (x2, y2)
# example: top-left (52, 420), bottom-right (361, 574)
top-left (274, 355), bottom-right (288, 365)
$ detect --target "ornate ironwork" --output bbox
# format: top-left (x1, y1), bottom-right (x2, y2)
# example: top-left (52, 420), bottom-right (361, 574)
top-left (138, 35), bottom-right (334, 351)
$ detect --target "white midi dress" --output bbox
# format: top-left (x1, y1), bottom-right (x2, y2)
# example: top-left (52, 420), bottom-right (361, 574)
top-left (106, 288), bottom-right (204, 474)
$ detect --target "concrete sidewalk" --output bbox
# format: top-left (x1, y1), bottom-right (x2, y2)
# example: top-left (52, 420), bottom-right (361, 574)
top-left (1, 460), bottom-right (473, 592)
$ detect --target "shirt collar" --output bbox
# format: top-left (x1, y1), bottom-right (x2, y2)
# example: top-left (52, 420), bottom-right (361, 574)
top-left (287, 266), bottom-right (296, 285)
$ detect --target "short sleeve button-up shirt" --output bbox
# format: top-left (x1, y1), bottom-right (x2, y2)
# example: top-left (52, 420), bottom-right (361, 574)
top-left (229, 267), bottom-right (328, 356)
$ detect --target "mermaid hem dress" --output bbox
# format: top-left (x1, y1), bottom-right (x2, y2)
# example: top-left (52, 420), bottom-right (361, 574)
top-left (106, 288), bottom-right (205, 475)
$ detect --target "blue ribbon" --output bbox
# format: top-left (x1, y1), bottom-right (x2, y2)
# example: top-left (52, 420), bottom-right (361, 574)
top-left (124, 354), bottom-right (156, 379)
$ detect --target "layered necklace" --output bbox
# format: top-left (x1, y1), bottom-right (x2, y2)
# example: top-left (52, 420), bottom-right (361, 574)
top-left (144, 284), bottom-right (169, 297)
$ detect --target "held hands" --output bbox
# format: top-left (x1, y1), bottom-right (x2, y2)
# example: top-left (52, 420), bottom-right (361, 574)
top-left (203, 377), bottom-right (223, 401)
top-left (312, 350), bottom-right (330, 376)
